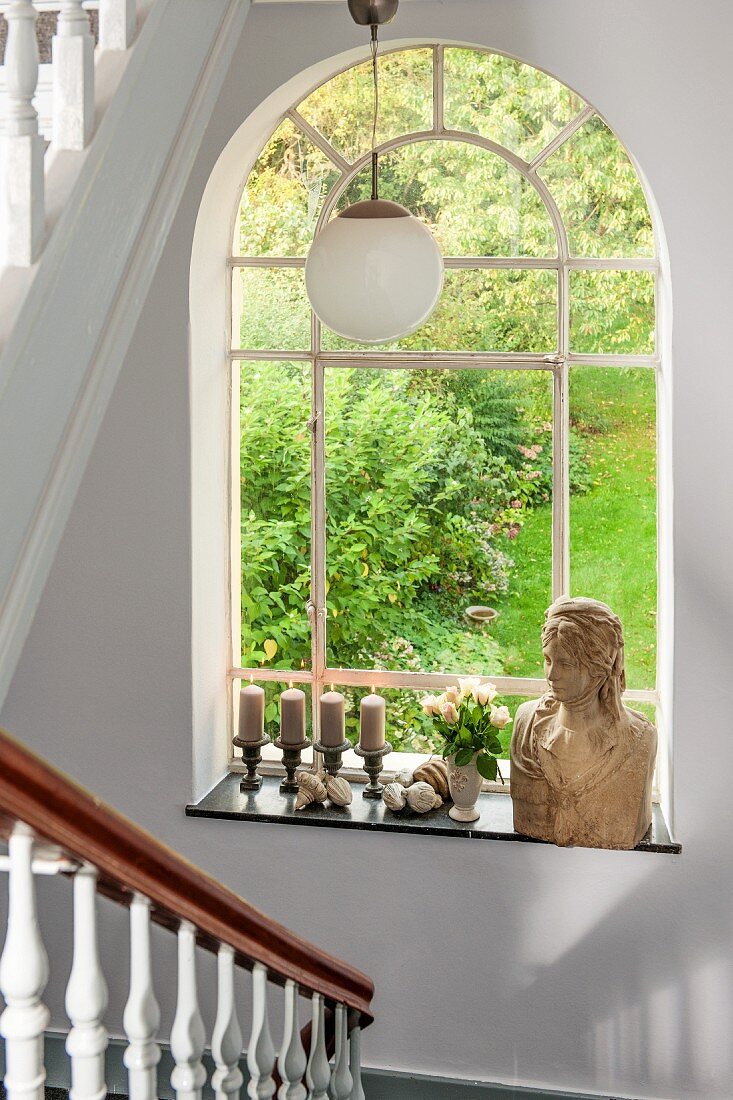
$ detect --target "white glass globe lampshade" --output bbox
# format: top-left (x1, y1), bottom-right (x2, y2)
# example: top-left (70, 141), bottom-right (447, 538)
top-left (305, 199), bottom-right (443, 344)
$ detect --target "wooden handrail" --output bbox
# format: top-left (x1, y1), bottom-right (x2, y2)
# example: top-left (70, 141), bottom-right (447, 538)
top-left (0, 728), bottom-right (374, 1026)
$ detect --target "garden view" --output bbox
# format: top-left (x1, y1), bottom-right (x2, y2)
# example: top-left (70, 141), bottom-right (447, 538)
top-left (233, 48), bottom-right (658, 752)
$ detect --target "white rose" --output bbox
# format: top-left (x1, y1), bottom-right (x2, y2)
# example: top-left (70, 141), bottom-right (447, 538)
top-left (458, 676), bottom-right (481, 700)
top-left (421, 694), bottom-right (441, 717)
top-left (490, 704), bottom-right (511, 729)
top-left (444, 685), bottom-right (461, 705)
top-left (440, 700), bottom-right (460, 725)
top-left (473, 682), bottom-right (498, 706)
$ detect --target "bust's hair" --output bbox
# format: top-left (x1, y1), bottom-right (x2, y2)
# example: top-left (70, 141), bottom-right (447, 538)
top-left (542, 596), bottom-right (626, 721)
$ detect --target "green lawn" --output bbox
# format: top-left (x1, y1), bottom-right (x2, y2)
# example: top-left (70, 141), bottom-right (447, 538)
top-left (490, 366), bottom-right (657, 691)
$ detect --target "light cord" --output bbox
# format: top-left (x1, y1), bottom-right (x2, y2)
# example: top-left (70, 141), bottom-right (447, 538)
top-left (370, 23), bottom-right (379, 201)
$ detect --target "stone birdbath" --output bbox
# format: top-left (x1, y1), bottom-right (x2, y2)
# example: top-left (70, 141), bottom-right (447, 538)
top-left (464, 605), bottom-right (499, 624)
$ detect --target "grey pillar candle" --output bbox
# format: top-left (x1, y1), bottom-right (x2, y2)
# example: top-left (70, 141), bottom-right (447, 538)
top-left (360, 692), bottom-right (386, 750)
top-left (238, 684), bottom-right (265, 743)
top-left (280, 687), bottom-right (306, 745)
top-left (319, 690), bottom-right (346, 747)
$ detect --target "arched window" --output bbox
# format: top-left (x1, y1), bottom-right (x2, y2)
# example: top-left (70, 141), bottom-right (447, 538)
top-left (229, 46), bottom-right (658, 762)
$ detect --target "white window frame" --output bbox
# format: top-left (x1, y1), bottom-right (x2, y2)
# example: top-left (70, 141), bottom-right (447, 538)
top-left (226, 44), bottom-right (661, 782)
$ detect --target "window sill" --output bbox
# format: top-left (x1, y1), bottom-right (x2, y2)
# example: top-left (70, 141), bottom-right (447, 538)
top-left (186, 775), bottom-right (680, 853)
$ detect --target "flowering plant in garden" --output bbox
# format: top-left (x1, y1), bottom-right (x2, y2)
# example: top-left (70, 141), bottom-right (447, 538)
top-left (421, 678), bottom-right (512, 782)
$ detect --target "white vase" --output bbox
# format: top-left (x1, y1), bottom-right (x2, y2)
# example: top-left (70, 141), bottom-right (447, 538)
top-left (447, 753), bottom-right (483, 822)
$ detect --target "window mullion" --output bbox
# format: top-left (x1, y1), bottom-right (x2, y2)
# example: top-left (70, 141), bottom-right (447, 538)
top-left (553, 262), bottom-right (570, 599)
top-left (433, 45), bottom-right (444, 133)
top-left (311, 312), bottom-right (327, 755)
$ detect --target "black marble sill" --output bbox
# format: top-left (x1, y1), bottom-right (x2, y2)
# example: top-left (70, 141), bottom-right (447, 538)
top-left (186, 774), bottom-right (681, 854)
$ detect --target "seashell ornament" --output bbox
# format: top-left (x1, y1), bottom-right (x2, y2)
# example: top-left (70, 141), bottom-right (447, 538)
top-left (326, 775), bottom-right (353, 807)
top-left (394, 767), bottom-right (414, 788)
top-left (383, 782), bottom-right (407, 812)
top-left (295, 771), bottom-right (327, 810)
top-left (404, 781), bottom-right (443, 813)
top-left (413, 758), bottom-right (450, 800)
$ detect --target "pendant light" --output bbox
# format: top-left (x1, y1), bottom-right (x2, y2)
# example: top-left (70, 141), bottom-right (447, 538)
top-left (305, 0), bottom-right (443, 345)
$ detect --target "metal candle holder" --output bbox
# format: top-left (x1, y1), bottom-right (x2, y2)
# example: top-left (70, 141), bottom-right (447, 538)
top-left (233, 733), bottom-right (271, 792)
top-left (274, 737), bottom-right (312, 794)
top-left (312, 738), bottom-right (352, 780)
top-left (354, 740), bottom-right (393, 799)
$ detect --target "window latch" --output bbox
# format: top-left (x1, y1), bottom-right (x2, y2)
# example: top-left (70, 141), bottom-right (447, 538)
top-left (307, 414), bottom-right (319, 435)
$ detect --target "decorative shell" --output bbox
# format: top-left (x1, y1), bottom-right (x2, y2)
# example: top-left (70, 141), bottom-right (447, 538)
top-left (413, 759), bottom-right (450, 800)
top-left (383, 782), bottom-right (407, 812)
top-left (394, 767), bottom-right (414, 788)
top-left (295, 771), bottom-right (327, 810)
top-left (404, 781), bottom-right (443, 814)
top-left (326, 775), bottom-right (353, 807)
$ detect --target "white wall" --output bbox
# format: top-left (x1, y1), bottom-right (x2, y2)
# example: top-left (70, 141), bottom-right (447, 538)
top-left (3, 2), bottom-right (733, 1097)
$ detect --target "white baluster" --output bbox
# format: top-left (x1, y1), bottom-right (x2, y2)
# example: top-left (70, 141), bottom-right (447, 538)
top-left (170, 921), bottom-right (206, 1100)
top-left (65, 865), bottom-right (108, 1100)
top-left (347, 1028), bottom-right (365, 1100)
top-left (99, 0), bottom-right (136, 50)
top-left (52, 0), bottom-right (95, 150)
top-left (277, 980), bottom-right (306, 1100)
top-left (0, 823), bottom-right (50, 1100)
top-left (304, 994), bottom-right (329, 1100)
top-left (328, 1005), bottom-right (352, 1100)
top-left (246, 963), bottom-right (276, 1100)
top-left (1, 0), bottom-right (45, 266)
top-left (123, 894), bottom-right (161, 1100)
top-left (212, 945), bottom-right (243, 1100)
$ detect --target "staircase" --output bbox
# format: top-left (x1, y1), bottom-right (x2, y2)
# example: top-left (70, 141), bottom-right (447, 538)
top-left (0, 728), bottom-right (374, 1100)
top-left (0, 0), bottom-right (251, 716)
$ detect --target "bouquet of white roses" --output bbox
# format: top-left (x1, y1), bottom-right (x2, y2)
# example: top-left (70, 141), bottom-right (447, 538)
top-left (421, 677), bottom-right (511, 783)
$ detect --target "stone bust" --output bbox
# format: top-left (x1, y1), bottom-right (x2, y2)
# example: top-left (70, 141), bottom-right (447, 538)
top-left (510, 596), bottom-right (657, 850)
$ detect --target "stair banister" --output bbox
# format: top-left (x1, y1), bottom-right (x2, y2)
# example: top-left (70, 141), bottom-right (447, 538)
top-left (0, 0), bottom-right (251, 722)
top-left (123, 893), bottom-right (161, 1100)
top-left (0, 821), bottom-right (50, 1100)
top-left (1, 0), bottom-right (45, 265)
top-left (53, 0), bottom-right (95, 150)
top-left (0, 726), bottom-right (373, 1099)
top-left (0, 726), bottom-right (375, 1022)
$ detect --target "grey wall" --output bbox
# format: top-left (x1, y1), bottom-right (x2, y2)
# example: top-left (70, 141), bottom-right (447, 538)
top-left (3, 2), bottom-right (733, 1097)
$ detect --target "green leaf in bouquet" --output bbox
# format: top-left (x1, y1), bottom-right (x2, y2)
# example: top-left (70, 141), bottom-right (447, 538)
top-left (454, 747), bottom-right (474, 767)
top-left (476, 753), bottom-right (498, 781)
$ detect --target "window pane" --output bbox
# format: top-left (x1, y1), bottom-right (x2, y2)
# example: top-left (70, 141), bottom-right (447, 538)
top-left (232, 268), bottom-right (311, 351)
top-left (569, 367), bottom-right (657, 689)
top-left (569, 270), bottom-right (655, 355)
top-left (236, 118), bottom-right (340, 256)
top-left (297, 48), bottom-right (433, 164)
top-left (335, 140), bottom-right (557, 257)
top-left (444, 49), bottom-right (586, 164)
top-left (239, 362), bottom-right (312, 670)
top-left (489, 506), bottom-right (553, 680)
top-left (324, 368), bottom-right (553, 687)
top-left (321, 269), bottom-right (558, 353)
top-left (539, 115), bottom-right (654, 257)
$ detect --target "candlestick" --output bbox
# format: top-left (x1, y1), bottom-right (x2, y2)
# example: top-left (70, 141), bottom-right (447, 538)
top-left (359, 692), bottom-right (386, 751)
top-left (280, 687), bottom-right (306, 745)
top-left (232, 730), bottom-right (271, 792)
top-left (319, 690), bottom-right (346, 747)
top-left (274, 734), bottom-right (312, 794)
top-left (312, 736), bottom-right (351, 779)
top-left (354, 740), bottom-right (393, 799)
top-left (238, 684), bottom-right (265, 743)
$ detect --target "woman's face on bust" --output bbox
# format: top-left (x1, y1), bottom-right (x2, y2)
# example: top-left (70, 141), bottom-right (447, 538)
top-left (543, 635), bottom-right (597, 703)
